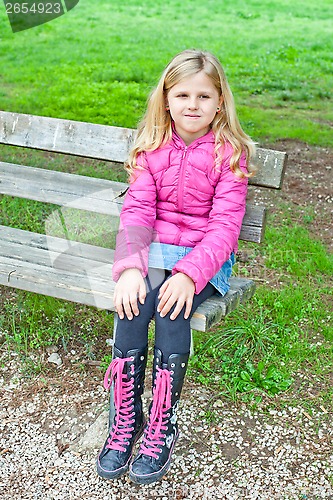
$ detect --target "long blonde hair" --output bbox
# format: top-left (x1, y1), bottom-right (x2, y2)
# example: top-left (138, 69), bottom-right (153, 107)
top-left (126, 49), bottom-right (256, 178)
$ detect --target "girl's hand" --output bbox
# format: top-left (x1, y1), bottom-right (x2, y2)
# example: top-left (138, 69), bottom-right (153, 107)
top-left (113, 268), bottom-right (146, 320)
top-left (157, 272), bottom-right (195, 320)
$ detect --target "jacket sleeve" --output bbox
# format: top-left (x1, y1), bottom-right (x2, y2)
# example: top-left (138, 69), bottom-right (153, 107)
top-left (112, 153), bottom-right (157, 282)
top-left (172, 151), bottom-right (248, 294)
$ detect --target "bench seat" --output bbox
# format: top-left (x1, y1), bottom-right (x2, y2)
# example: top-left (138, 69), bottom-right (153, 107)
top-left (0, 224), bottom-right (255, 332)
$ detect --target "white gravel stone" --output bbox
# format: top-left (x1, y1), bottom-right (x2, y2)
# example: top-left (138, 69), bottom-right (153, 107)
top-left (47, 352), bottom-right (63, 367)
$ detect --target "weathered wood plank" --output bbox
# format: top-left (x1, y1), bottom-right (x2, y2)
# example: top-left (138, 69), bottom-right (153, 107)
top-left (191, 277), bottom-right (256, 331)
top-left (0, 162), bottom-right (126, 215)
top-left (249, 147), bottom-right (287, 189)
top-left (0, 112), bottom-right (287, 189)
top-left (0, 163), bottom-right (267, 243)
top-left (0, 258), bottom-right (115, 310)
top-left (0, 239), bottom-right (114, 279)
top-left (0, 255), bottom-right (255, 331)
top-left (0, 111), bottom-right (134, 163)
top-left (240, 205), bottom-right (267, 243)
top-left (0, 225), bottom-right (115, 263)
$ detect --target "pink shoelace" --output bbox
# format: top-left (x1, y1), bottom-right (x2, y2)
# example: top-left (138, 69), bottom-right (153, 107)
top-left (103, 357), bottom-right (135, 452)
top-left (139, 368), bottom-right (172, 459)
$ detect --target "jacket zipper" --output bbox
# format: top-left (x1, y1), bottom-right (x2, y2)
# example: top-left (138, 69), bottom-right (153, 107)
top-left (175, 146), bottom-right (188, 245)
top-left (177, 146), bottom-right (187, 214)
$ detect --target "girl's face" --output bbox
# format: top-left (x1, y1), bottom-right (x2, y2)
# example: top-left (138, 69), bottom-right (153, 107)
top-left (166, 71), bottom-right (222, 145)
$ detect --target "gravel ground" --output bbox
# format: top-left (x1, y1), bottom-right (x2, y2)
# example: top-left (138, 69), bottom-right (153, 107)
top-left (1, 351), bottom-right (333, 500)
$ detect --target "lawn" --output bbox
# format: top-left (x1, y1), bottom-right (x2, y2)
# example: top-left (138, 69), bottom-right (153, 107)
top-left (0, 0), bottom-right (332, 409)
top-left (0, 0), bottom-right (332, 145)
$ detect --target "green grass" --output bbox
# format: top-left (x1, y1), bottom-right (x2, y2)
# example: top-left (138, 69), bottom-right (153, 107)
top-left (0, 0), bottom-right (332, 146)
top-left (190, 209), bottom-right (333, 405)
top-left (0, 291), bottom-right (114, 374)
top-left (0, 0), bottom-right (332, 408)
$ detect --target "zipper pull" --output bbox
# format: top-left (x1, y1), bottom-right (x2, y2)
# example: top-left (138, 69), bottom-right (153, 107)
top-left (182, 147), bottom-right (187, 159)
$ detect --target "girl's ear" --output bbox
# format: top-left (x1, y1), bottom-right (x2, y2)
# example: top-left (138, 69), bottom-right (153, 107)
top-left (216, 97), bottom-right (224, 113)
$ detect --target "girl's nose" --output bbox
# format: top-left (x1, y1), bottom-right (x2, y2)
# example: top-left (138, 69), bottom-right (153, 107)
top-left (188, 97), bottom-right (198, 109)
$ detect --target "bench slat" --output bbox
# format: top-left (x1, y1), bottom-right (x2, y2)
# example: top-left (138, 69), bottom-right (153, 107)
top-left (192, 277), bottom-right (256, 331)
top-left (0, 111), bottom-right (134, 163)
top-left (1, 238), bottom-right (114, 279)
top-left (0, 111), bottom-right (287, 189)
top-left (1, 162), bottom-right (266, 243)
top-left (251, 148), bottom-right (287, 189)
top-left (0, 161), bottom-right (126, 216)
top-left (0, 258), bottom-right (115, 310)
top-left (0, 225), bottom-right (255, 331)
top-left (0, 224), bottom-right (115, 263)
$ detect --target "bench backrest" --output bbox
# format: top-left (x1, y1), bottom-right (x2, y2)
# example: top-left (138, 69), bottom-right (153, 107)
top-left (0, 111), bottom-right (287, 244)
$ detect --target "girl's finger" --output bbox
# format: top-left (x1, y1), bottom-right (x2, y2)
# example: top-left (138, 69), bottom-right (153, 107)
top-left (157, 289), bottom-right (172, 313)
top-left (123, 295), bottom-right (133, 320)
top-left (114, 299), bottom-right (125, 320)
top-left (170, 299), bottom-right (185, 320)
top-left (159, 294), bottom-right (178, 317)
top-left (183, 298), bottom-right (193, 320)
top-left (158, 281), bottom-right (168, 299)
top-left (139, 281), bottom-right (146, 305)
top-left (129, 291), bottom-right (140, 317)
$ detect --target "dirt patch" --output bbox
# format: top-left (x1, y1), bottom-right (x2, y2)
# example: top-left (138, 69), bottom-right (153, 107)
top-left (250, 139), bottom-right (332, 251)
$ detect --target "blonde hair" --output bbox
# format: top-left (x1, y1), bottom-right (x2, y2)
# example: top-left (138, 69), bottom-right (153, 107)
top-left (126, 49), bottom-right (256, 178)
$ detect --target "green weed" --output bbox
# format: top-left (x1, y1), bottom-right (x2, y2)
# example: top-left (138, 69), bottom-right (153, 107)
top-left (189, 206), bottom-right (332, 403)
top-left (236, 361), bottom-right (293, 397)
top-left (100, 354), bottom-right (113, 372)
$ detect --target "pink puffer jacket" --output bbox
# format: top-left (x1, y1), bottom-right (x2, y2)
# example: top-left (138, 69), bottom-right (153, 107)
top-left (112, 128), bottom-right (248, 294)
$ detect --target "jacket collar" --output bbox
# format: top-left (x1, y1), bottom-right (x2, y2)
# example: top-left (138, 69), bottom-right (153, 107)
top-left (171, 121), bottom-right (215, 149)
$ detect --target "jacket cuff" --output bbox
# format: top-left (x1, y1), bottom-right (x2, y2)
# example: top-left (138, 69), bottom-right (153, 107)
top-left (112, 225), bottom-right (152, 282)
top-left (112, 255), bottom-right (148, 282)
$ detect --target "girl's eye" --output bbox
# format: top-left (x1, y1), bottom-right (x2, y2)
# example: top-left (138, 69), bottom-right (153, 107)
top-left (174, 93), bottom-right (210, 98)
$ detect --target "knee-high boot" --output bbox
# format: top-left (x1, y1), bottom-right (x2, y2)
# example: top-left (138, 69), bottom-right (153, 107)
top-left (96, 345), bottom-right (148, 480)
top-left (129, 347), bottom-right (189, 484)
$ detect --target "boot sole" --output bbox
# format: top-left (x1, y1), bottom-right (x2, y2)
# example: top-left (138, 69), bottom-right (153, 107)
top-left (128, 433), bottom-right (178, 485)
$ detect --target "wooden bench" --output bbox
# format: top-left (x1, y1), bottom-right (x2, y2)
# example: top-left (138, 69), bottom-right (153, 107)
top-left (0, 111), bottom-right (287, 340)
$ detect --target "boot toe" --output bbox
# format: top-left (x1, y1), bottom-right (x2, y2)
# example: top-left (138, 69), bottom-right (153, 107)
top-left (129, 454), bottom-right (169, 484)
top-left (97, 449), bottom-right (130, 479)
top-left (131, 454), bottom-right (155, 475)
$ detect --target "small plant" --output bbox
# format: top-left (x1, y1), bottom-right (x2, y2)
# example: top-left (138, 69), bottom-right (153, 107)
top-left (100, 354), bottom-right (112, 372)
top-left (201, 318), bottom-right (279, 358)
top-left (202, 409), bottom-right (218, 424)
top-left (236, 361), bottom-right (293, 396)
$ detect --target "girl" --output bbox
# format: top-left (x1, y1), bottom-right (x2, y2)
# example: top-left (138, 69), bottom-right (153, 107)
top-left (96, 49), bottom-right (255, 485)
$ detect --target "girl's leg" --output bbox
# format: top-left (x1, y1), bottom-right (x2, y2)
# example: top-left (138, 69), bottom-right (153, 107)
top-left (113, 268), bottom-right (168, 354)
top-left (154, 280), bottom-right (216, 360)
top-left (97, 270), bottom-right (167, 480)
top-left (129, 281), bottom-right (216, 485)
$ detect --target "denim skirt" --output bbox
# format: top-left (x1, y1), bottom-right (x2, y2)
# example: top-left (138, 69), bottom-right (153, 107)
top-left (148, 242), bottom-right (234, 296)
